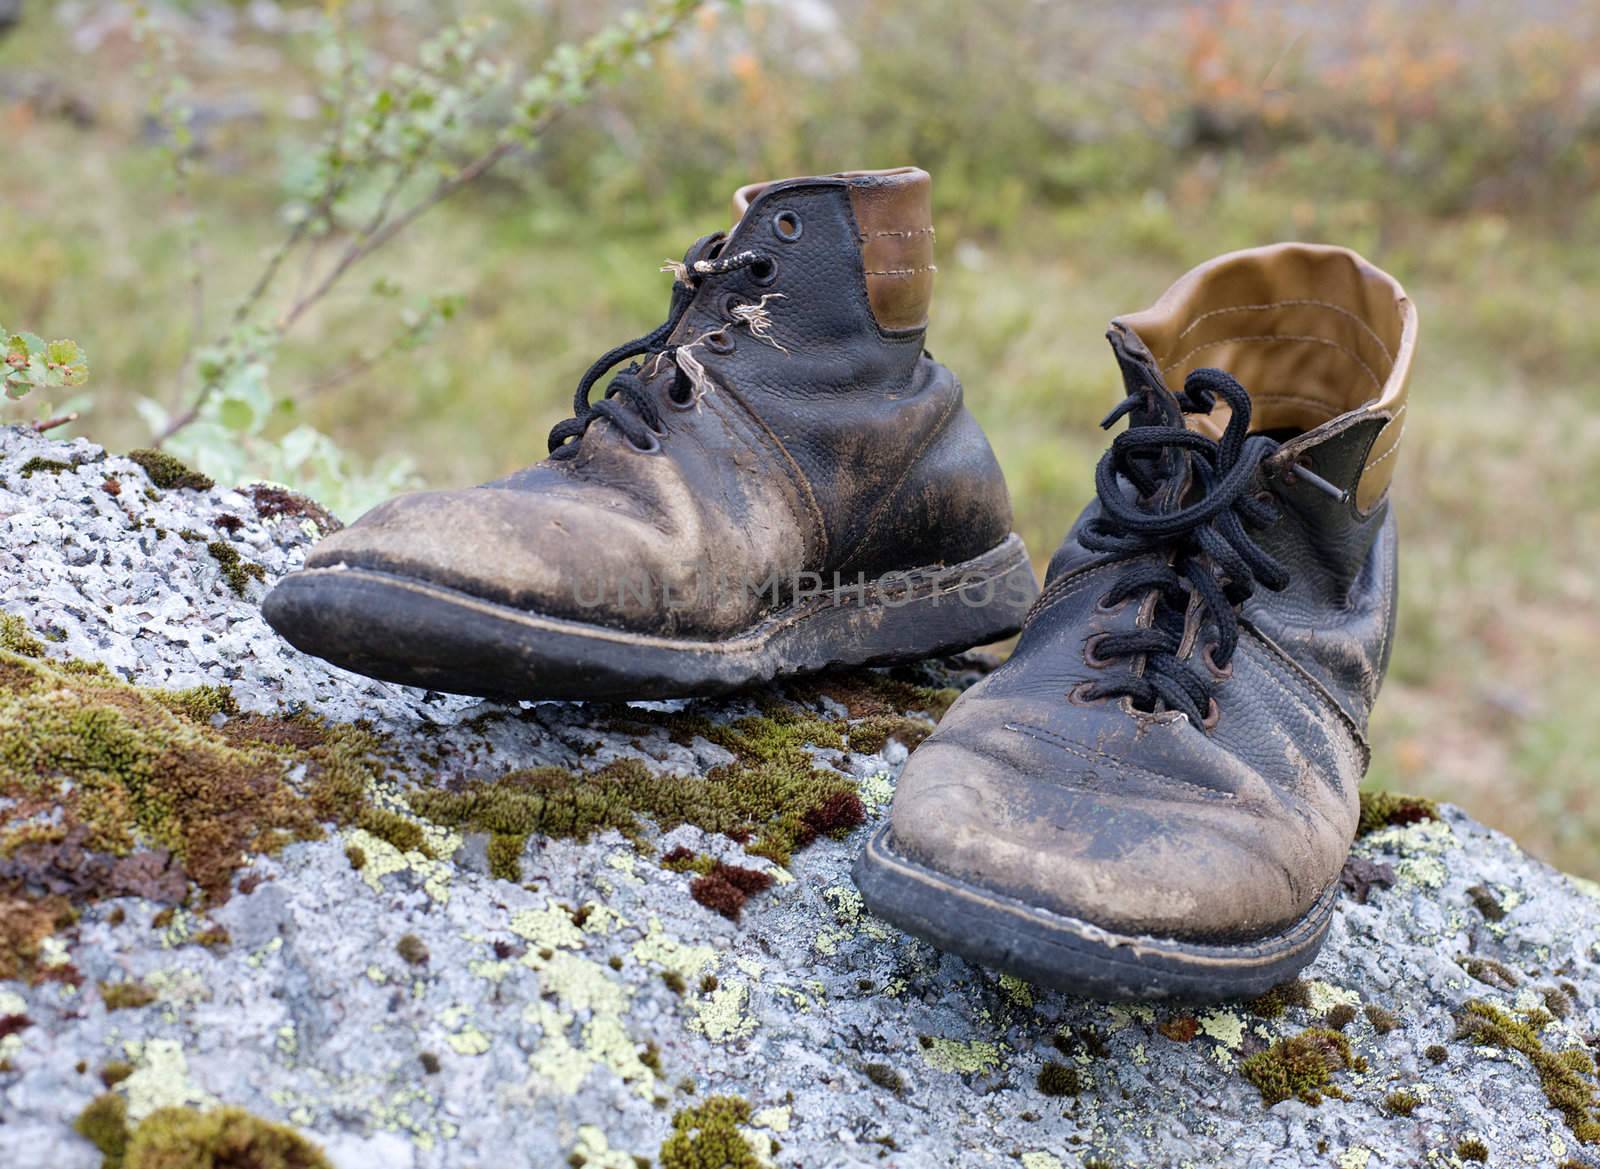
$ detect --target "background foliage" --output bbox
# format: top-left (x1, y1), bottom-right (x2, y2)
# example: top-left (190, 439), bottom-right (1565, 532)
top-left (3, 0), bottom-right (1599, 874)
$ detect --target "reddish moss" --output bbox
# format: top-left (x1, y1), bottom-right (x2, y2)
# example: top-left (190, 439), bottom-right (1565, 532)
top-left (1156, 1015), bottom-right (1199, 1042)
top-left (688, 861), bottom-right (775, 921)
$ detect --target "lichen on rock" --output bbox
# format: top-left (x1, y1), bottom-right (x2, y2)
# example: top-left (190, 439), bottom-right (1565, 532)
top-left (2, 425), bottom-right (1600, 1169)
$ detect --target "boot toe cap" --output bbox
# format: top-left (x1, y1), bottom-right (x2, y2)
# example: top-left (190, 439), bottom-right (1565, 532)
top-left (887, 717), bottom-right (1347, 944)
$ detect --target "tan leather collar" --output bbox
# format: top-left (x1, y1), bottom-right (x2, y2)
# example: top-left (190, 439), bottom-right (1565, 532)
top-left (1114, 243), bottom-right (1416, 510)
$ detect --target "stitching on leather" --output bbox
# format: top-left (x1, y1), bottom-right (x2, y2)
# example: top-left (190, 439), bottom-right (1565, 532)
top-left (1170, 299), bottom-right (1396, 362)
top-left (1161, 334), bottom-right (1384, 393)
top-left (1026, 559), bottom-right (1126, 622)
top-left (1240, 624), bottom-right (1371, 764)
top-left (836, 383), bottom-right (960, 571)
top-left (1364, 420), bottom-right (1406, 469)
top-left (864, 265), bottom-right (938, 277)
top-left (1004, 721), bottom-right (1237, 801)
top-left (1243, 392), bottom-right (1342, 415)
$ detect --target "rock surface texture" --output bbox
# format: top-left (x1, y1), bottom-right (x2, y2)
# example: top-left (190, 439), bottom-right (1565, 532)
top-left (2, 425), bottom-right (1599, 1169)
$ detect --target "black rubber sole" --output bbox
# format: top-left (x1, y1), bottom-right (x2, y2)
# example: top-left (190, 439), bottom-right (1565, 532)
top-left (262, 534), bottom-right (1038, 701)
top-left (854, 824), bottom-right (1339, 1003)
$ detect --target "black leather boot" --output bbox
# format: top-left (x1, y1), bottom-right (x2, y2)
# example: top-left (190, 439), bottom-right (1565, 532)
top-left (263, 168), bottom-right (1036, 700)
top-left (857, 243), bottom-right (1416, 1001)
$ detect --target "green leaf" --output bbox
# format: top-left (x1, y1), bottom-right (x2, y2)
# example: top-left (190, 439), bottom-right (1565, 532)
top-left (218, 397), bottom-right (255, 431)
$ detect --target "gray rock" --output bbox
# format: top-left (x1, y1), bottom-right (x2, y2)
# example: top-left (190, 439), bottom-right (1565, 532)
top-left (2, 425), bottom-right (1599, 1169)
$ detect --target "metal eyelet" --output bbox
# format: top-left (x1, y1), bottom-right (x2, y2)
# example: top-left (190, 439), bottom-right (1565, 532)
top-left (627, 429), bottom-right (661, 454)
top-left (1095, 593), bottom-right (1128, 615)
top-left (704, 329), bottom-right (735, 355)
top-left (1202, 642), bottom-right (1233, 681)
top-left (721, 293), bottom-right (745, 317)
top-left (1083, 633), bottom-right (1116, 669)
top-left (750, 256), bottom-right (779, 286)
top-left (666, 377), bottom-right (696, 410)
top-left (1067, 681), bottom-right (1102, 707)
top-left (771, 210), bottom-right (803, 242)
top-left (1200, 697), bottom-right (1222, 731)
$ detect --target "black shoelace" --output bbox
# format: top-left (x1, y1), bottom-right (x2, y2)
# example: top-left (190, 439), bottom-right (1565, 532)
top-left (546, 240), bottom-right (773, 458)
top-left (1077, 367), bottom-right (1290, 726)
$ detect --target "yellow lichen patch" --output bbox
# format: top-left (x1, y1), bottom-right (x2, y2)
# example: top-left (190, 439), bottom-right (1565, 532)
top-left (750, 1105), bottom-right (790, 1134)
top-left (572, 1125), bottom-right (639, 1169)
top-left (1198, 1009), bottom-right (1246, 1069)
top-left (690, 979), bottom-right (758, 1043)
top-left (631, 918), bottom-right (717, 984)
top-left (1306, 981), bottom-right (1362, 1014)
top-left (509, 902), bottom-right (587, 951)
top-left (858, 771), bottom-right (895, 815)
top-left (522, 951), bottom-right (656, 1098)
top-left (920, 1037), bottom-right (1001, 1076)
top-left (1021, 1154), bottom-right (1065, 1169)
top-left (343, 827), bottom-right (454, 905)
top-left (121, 1038), bottom-right (217, 1123)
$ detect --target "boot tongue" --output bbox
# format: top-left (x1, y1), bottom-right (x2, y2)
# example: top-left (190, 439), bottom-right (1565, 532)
top-left (1106, 324), bottom-right (1185, 429)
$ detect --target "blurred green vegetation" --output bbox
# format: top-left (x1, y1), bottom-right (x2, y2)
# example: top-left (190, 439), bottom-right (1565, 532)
top-left (2, 0), bottom-right (1599, 873)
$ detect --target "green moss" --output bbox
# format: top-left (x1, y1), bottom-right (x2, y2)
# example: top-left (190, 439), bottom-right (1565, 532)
top-left (863, 1062), bottom-right (905, 1095)
top-left (486, 833), bottom-right (526, 882)
top-left (205, 541), bottom-right (266, 597)
top-left (100, 980), bottom-right (158, 1011)
top-left (1424, 1044), bottom-right (1448, 1064)
top-left (1240, 1028), bottom-right (1366, 1107)
top-left (661, 970), bottom-right (687, 996)
top-left (75, 1092), bottom-right (129, 1169)
top-left (1384, 1089), bottom-right (1420, 1116)
top-left (19, 456), bottom-right (74, 478)
top-left (355, 807), bottom-right (427, 855)
top-left (419, 1051), bottom-right (441, 1075)
top-left (410, 701), bottom-right (864, 869)
top-left (123, 1105), bottom-right (331, 1169)
top-left (1356, 790), bottom-right (1440, 836)
top-left (1364, 1004), bottom-right (1401, 1034)
top-left (1456, 1137), bottom-right (1488, 1162)
top-left (99, 1060), bottom-right (135, 1088)
top-left (192, 926), bottom-right (230, 949)
top-left (846, 714), bottom-right (933, 754)
top-left (1036, 1061), bottom-right (1081, 1097)
top-left (658, 1096), bottom-right (758, 1169)
top-left (396, 934), bottom-right (429, 966)
top-left (1466, 883), bottom-right (1506, 921)
top-left (154, 685), bottom-right (238, 724)
top-left (640, 1042), bottom-right (663, 1075)
top-left (344, 844), bottom-right (366, 870)
top-left (0, 646), bottom-right (391, 973)
top-left (126, 449), bottom-right (213, 491)
top-left (1454, 999), bottom-right (1600, 1142)
top-left (1324, 1003), bottom-right (1358, 1031)
top-left (1247, 979), bottom-right (1312, 1019)
top-left (1544, 986), bottom-right (1575, 1019)
top-left (0, 614), bottom-right (45, 657)
top-left (1460, 956), bottom-right (1520, 990)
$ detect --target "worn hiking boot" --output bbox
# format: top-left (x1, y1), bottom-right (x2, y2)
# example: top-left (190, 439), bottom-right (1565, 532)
top-left (856, 243), bottom-right (1416, 1001)
top-left (263, 167), bottom-right (1037, 700)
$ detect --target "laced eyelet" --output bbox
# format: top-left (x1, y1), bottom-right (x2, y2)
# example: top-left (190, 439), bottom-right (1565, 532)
top-left (1202, 642), bottom-right (1233, 680)
top-left (1067, 681), bottom-right (1102, 707)
top-left (666, 376), bottom-right (696, 410)
top-left (750, 256), bottom-right (778, 286)
top-left (1200, 697), bottom-right (1221, 731)
top-left (704, 329), bottom-right (735, 356)
top-left (1083, 633), bottom-right (1116, 669)
top-left (771, 210), bottom-right (803, 242)
top-left (1095, 593), bottom-right (1129, 615)
top-left (721, 293), bottom-right (745, 318)
top-left (626, 429), bottom-right (661, 454)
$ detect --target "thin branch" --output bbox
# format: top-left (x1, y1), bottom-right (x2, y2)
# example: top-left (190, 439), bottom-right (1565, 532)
top-left (32, 411), bottom-right (80, 434)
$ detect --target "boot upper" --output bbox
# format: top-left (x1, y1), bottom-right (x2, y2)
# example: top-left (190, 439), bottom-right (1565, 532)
top-left (299, 168), bottom-right (1014, 638)
top-left (888, 244), bottom-right (1415, 943)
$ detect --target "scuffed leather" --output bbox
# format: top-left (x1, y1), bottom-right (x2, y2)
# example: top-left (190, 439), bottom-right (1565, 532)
top-left (302, 171), bottom-right (1012, 639)
top-left (889, 252), bottom-right (1410, 944)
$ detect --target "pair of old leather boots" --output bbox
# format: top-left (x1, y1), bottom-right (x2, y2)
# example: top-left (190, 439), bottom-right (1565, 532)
top-left (264, 168), bottom-right (1415, 1002)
